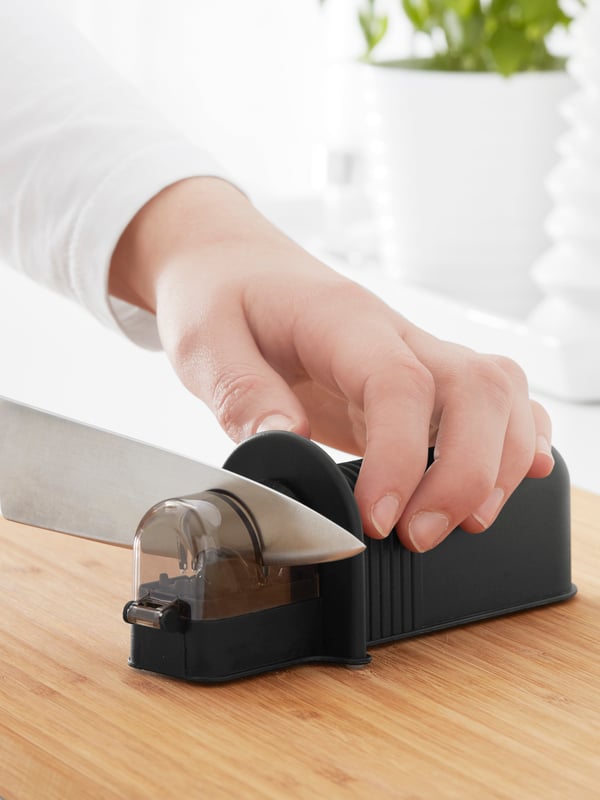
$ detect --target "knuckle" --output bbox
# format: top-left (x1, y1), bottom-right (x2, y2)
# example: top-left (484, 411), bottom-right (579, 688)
top-left (468, 469), bottom-right (497, 503)
top-left (303, 279), bottom-right (379, 331)
top-left (397, 354), bottom-right (435, 399)
top-left (359, 350), bottom-right (435, 408)
top-left (491, 355), bottom-right (529, 389)
top-left (328, 278), bottom-right (379, 309)
top-left (467, 356), bottom-right (514, 411)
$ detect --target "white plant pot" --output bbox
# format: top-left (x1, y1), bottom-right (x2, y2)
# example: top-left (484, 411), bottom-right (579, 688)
top-left (362, 65), bottom-right (573, 317)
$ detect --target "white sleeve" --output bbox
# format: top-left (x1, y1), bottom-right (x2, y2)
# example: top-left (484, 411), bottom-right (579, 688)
top-left (0, 0), bottom-right (231, 349)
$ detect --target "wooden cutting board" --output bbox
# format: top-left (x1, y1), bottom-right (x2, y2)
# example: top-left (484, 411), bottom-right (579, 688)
top-left (1, 488), bottom-right (599, 799)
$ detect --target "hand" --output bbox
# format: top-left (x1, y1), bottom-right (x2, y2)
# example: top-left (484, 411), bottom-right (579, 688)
top-left (110, 177), bottom-right (554, 552)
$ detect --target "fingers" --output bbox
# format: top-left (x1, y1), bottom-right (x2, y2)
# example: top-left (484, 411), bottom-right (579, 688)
top-left (354, 354), bottom-right (435, 539)
top-left (321, 328), bottom-right (436, 541)
top-left (362, 351), bottom-right (511, 549)
top-left (443, 356), bottom-right (536, 536)
top-left (164, 307), bottom-right (311, 442)
top-left (391, 354), bottom-right (554, 551)
top-left (460, 397), bottom-right (554, 531)
top-left (526, 400), bottom-right (554, 479)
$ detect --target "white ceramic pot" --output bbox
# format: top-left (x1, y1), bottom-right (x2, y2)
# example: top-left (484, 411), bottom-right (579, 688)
top-left (362, 65), bottom-right (573, 317)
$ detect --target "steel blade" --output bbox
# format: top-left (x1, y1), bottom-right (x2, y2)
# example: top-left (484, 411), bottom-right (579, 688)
top-left (0, 397), bottom-right (365, 566)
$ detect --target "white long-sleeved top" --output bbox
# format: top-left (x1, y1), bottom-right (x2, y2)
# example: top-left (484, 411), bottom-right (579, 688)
top-left (0, 0), bottom-right (228, 349)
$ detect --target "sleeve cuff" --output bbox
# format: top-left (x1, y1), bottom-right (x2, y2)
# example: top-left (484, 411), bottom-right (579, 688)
top-left (68, 139), bottom-right (236, 349)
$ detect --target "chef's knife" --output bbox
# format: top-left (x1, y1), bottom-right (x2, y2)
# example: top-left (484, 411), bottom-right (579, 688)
top-left (0, 397), bottom-right (365, 566)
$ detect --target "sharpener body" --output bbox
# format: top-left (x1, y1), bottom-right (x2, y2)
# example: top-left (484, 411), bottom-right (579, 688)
top-left (125, 433), bottom-right (575, 682)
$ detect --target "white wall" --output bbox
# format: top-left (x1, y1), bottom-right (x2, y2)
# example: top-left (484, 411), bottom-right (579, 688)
top-left (61, 0), bottom-right (332, 199)
top-left (55, 0), bottom-right (412, 198)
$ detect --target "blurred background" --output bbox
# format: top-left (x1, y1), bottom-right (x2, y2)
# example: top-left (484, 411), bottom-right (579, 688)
top-left (1, 0), bottom-right (598, 492)
top-left (57, 0), bottom-right (353, 199)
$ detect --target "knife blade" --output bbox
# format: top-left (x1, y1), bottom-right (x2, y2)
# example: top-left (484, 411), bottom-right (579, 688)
top-left (0, 397), bottom-right (365, 566)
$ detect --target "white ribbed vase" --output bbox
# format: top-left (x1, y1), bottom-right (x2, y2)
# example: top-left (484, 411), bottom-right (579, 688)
top-left (530, 5), bottom-right (600, 350)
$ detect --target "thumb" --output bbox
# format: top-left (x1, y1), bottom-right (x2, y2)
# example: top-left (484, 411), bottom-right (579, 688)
top-left (164, 310), bottom-right (310, 443)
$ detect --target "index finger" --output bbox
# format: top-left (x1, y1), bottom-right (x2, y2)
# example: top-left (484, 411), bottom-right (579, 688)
top-left (308, 320), bottom-right (436, 540)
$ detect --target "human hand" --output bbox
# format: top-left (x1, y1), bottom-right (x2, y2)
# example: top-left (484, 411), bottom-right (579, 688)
top-left (110, 177), bottom-right (554, 552)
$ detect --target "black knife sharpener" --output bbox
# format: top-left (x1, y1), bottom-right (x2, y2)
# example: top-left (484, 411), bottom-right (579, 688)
top-left (124, 432), bottom-right (575, 682)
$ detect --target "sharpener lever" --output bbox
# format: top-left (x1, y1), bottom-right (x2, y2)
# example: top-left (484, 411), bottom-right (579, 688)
top-left (124, 597), bottom-right (189, 633)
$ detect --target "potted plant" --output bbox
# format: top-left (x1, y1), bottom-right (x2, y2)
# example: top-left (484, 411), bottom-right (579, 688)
top-left (324, 0), bottom-right (583, 317)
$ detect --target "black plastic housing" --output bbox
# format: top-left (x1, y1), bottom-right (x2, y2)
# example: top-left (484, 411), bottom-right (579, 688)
top-left (127, 432), bottom-right (575, 682)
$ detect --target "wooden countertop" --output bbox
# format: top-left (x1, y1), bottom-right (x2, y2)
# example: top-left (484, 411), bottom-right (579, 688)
top-left (1, 489), bottom-right (599, 799)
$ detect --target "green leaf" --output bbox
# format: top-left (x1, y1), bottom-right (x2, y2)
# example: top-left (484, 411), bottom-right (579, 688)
top-left (444, 0), bottom-right (479, 19)
top-left (518, 0), bottom-right (563, 25)
top-left (394, 0), bottom-right (577, 73)
top-left (524, 19), bottom-right (555, 42)
top-left (358, 9), bottom-right (389, 56)
top-left (402, 0), bottom-right (431, 31)
top-left (442, 9), bottom-right (465, 50)
top-left (488, 25), bottom-right (534, 75)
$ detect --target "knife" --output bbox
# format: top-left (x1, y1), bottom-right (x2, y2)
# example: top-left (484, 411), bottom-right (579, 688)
top-left (0, 396), bottom-right (365, 566)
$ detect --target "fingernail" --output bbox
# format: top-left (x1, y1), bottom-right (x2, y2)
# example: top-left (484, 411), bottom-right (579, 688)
top-left (256, 414), bottom-right (296, 434)
top-left (472, 487), bottom-right (505, 530)
top-left (408, 511), bottom-right (449, 552)
top-left (536, 435), bottom-right (554, 463)
top-left (370, 494), bottom-right (400, 539)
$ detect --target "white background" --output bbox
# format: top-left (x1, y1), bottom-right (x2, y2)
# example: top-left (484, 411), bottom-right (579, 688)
top-left (2, 0), bottom-right (598, 493)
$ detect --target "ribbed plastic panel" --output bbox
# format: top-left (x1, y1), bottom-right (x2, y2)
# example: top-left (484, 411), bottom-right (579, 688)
top-left (338, 460), bottom-right (413, 644)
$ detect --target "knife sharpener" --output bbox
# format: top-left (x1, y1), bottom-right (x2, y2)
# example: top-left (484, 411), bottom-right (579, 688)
top-left (124, 432), bottom-right (575, 682)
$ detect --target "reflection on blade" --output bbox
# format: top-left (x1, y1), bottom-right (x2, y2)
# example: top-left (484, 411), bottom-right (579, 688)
top-left (0, 397), bottom-right (365, 566)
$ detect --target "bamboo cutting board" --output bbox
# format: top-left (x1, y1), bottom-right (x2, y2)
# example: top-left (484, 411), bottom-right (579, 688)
top-left (1, 489), bottom-right (599, 799)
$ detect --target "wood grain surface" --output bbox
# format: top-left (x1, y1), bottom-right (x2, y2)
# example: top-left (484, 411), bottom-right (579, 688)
top-left (1, 489), bottom-right (599, 799)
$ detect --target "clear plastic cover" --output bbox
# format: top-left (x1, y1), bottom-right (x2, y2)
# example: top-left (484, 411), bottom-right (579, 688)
top-left (133, 491), bottom-right (318, 620)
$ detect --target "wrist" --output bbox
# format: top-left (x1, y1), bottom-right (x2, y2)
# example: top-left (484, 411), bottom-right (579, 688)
top-left (109, 177), bottom-right (260, 312)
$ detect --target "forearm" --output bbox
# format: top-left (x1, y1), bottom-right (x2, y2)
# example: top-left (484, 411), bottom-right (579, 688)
top-left (0, 1), bottom-right (228, 347)
top-left (109, 178), bottom-right (266, 313)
